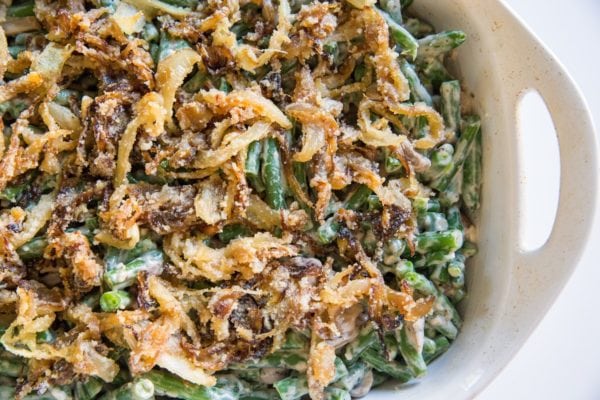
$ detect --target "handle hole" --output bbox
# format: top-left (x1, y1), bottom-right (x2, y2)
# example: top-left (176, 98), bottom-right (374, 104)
top-left (517, 90), bottom-right (560, 251)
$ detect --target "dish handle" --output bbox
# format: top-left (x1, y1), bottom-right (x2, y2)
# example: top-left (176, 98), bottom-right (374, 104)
top-left (503, 15), bottom-right (598, 321)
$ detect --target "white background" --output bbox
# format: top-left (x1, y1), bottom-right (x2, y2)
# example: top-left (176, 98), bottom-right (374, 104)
top-left (479, 1), bottom-right (600, 399)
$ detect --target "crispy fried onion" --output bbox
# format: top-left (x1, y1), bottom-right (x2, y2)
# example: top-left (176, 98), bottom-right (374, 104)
top-left (0, 42), bottom-right (72, 103)
top-left (156, 48), bottom-right (202, 129)
top-left (1, 285), bottom-right (118, 382)
top-left (8, 193), bottom-right (55, 249)
top-left (358, 98), bottom-right (444, 150)
top-left (100, 276), bottom-right (214, 386)
top-left (114, 92), bottom-right (166, 186)
top-left (164, 232), bottom-right (297, 281)
top-left (123, 0), bottom-right (193, 19)
top-left (209, 3), bottom-right (290, 73)
top-left (194, 120), bottom-right (272, 170)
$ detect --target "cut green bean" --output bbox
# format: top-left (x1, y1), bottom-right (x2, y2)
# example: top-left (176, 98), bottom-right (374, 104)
top-left (361, 349), bottom-right (412, 382)
top-left (158, 32), bottom-right (190, 62)
top-left (274, 375), bottom-right (308, 400)
top-left (104, 250), bottom-right (164, 289)
top-left (378, 0), bottom-right (403, 24)
top-left (440, 80), bottom-right (461, 135)
top-left (262, 138), bottom-right (286, 210)
top-left (417, 30), bottom-right (466, 61)
top-left (376, 8), bottom-right (418, 60)
top-left (415, 229), bottom-right (463, 254)
top-left (398, 323), bottom-right (427, 377)
top-left (100, 290), bottom-right (132, 312)
top-left (99, 378), bottom-right (154, 400)
top-left (462, 125), bottom-right (482, 215)
top-left (17, 237), bottom-right (48, 261)
top-left (399, 59), bottom-right (432, 105)
top-left (75, 377), bottom-right (104, 400)
top-left (143, 370), bottom-right (234, 400)
top-left (431, 116), bottom-right (481, 191)
top-left (7, 0), bottom-right (35, 18)
top-left (219, 224), bottom-right (252, 243)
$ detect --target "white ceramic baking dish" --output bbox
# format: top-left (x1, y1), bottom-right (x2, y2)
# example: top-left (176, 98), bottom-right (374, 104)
top-left (372, 0), bottom-right (598, 399)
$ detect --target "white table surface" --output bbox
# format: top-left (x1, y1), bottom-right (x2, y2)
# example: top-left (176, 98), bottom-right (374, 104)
top-left (478, 1), bottom-right (600, 399)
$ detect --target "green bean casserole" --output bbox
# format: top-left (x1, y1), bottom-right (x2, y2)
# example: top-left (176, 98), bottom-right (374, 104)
top-left (0, 0), bottom-right (482, 398)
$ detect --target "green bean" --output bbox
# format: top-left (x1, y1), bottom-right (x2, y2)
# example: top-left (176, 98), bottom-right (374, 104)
top-left (143, 370), bottom-right (234, 400)
top-left (403, 17), bottom-right (434, 38)
top-left (344, 324), bottom-right (379, 363)
top-left (161, 0), bottom-right (199, 7)
top-left (324, 388), bottom-right (351, 400)
top-left (231, 22), bottom-right (250, 39)
top-left (75, 377), bottom-right (104, 400)
top-left (376, 8), bottom-right (418, 60)
top-left (445, 206), bottom-right (463, 231)
top-left (53, 89), bottom-right (80, 106)
top-left (323, 41), bottom-right (339, 62)
top-left (245, 140), bottom-right (262, 179)
top-left (384, 155), bottom-right (403, 174)
top-left (367, 194), bottom-right (382, 211)
top-left (460, 241), bottom-right (478, 257)
top-left (378, 0), bottom-right (403, 24)
top-left (382, 259), bottom-right (414, 279)
top-left (344, 184), bottom-right (372, 210)
top-left (7, 0), bottom-right (35, 18)
top-left (371, 372), bottom-right (387, 387)
top-left (415, 229), bottom-right (463, 254)
top-left (0, 355), bottom-right (25, 378)
top-left (240, 390), bottom-right (279, 400)
top-left (419, 212), bottom-right (449, 232)
top-left (382, 238), bottom-right (406, 265)
top-left (262, 138), bottom-right (286, 210)
top-left (427, 198), bottom-right (441, 212)
top-left (399, 59), bottom-right (432, 106)
top-left (150, 43), bottom-right (160, 65)
top-left (417, 31), bottom-right (466, 61)
top-left (281, 330), bottom-right (309, 351)
top-left (100, 0), bottom-right (119, 12)
top-left (439, 168), bottom-right (462, 207)
top-left (274, 375), bottom-right (308, 400)
top-left (17, 237), bottom-right (47, 261)
top-left (360, 349), bottom-right (412, 382)
top-left (236, 350), bottom-right (307, 371)
top-left (214, 77), bottom-right (231, 93)
top-left (403, 271), bottom-right (437, 295)
top-left (421, 143), bottom-right (453, 182)
top-left (104, 250), bottom-right (164, 289)
top-left (398, 323), bottom-right (427, 377)
top-left (142, 23), bottom-right (160, 43)
top-left (100, 290), bottom-right (132, 312)
top-left (431, 116), bottom-right (481, 191)
top-left (0, 98), bottom-right (29, 120)
top-left (419, 59), bottom-right (453, 91)
top-left (7, 45), bottom-right (25, 58)
top-left (430, 263), bottom-right (451, 286)
top-left (353, 61), bottom-right (366, 81)
top-left (423, 336), bottom-right (450, 363)
top-left (99, 379), bottom-right (154, 400)
top-left (413, 250), bottom-right (454, 269)
top-left (462, 125), bottom-right (482, 215)
top-left (440, 80), bottom-right (461, 135)
top-left (219, 224), bottom-right (252, 243)
top-left (335, 361), bottom-right (368, 391)
top-left (36, 330), bottom-right (55, 344)
top-left (317, 185), bottom-right (372, 244)
top-left (105, 239), bottom-right (157, 270)
top-left (158, 32), bottom-right (190, 62)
